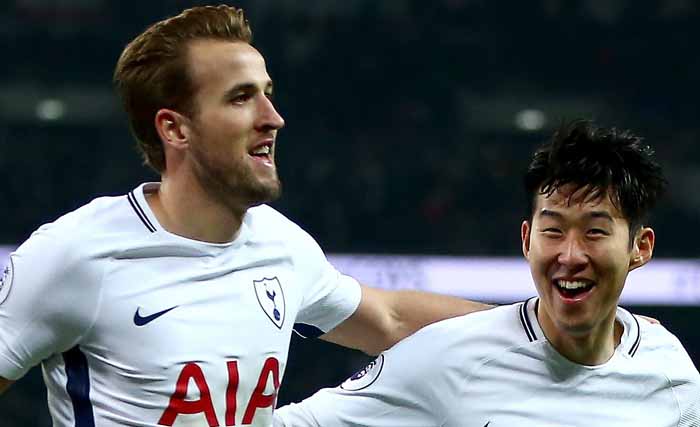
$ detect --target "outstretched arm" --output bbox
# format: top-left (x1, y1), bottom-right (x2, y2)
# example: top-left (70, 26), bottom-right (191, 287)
top-left (321, 284), bottom-right (491, 355)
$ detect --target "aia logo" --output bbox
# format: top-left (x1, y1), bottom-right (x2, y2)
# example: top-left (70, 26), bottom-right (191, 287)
top-left (159, 357), bottom-right (280, 426)
top-left (253, 277), bottom-right (285, 329)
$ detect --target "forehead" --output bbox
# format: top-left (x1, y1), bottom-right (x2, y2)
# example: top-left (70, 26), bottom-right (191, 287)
top-left (534, 184), bottom-right (624, 220)
top-left (186, 39), bottom-right (270, 92)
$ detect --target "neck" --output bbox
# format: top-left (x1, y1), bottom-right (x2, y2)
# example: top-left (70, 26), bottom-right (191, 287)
top-left (537, 307), bottom-right (623, 366)
top-left (146, 172), bottom-right (246, 244)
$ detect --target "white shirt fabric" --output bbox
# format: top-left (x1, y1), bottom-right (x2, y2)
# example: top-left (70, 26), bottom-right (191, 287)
top-left (0, 182), bottom-right (361, 427)
top-left (275, 298), bottom-right (700, 427)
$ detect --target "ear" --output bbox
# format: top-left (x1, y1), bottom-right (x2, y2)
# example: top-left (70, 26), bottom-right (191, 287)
top-left (521, 220), bottom-right (532, 260)
top-left (628, 227), bottom-right (655, 272)
top-left (155, 108), bottom-right (191, 151)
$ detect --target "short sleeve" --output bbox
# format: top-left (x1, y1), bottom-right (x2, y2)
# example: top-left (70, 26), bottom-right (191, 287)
top-left (667, 333), bottom-right (700, 426)
top-left (642, 323), bottom-right (700, 426)
top-left (0, 227), bottom-right (102, 380)
top-left (290, 228), bottom-right (361, 337)
top-left (276, 322), bottom-right (450, 427)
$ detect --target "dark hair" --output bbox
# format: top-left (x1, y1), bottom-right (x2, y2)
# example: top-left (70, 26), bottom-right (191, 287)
top-left (524, 119), bottom-right (667, 241)
top-left (113, 5), bottom-right (252, 172)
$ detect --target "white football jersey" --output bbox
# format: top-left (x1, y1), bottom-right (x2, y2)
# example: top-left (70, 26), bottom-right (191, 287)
top-left (0, 183), bottom-right (361, 427)
top-left (276, 298), bottom-right (700, 427)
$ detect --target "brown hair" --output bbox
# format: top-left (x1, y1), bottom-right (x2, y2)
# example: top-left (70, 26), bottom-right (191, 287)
top-left (113, 5), bottom-right (252, 172)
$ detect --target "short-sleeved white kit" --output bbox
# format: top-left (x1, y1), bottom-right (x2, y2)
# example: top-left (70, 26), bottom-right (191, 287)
top-left (0, 183), bottom-right (361, 427)
top-left (276, 298), bottom-right (699, 427)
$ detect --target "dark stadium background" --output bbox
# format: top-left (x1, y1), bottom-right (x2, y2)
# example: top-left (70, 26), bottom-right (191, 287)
top-left (1, 1), bottom-right (698, 424)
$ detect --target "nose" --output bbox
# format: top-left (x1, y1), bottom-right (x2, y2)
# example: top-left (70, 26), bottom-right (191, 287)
top-left (256, 94), bottom-right (285, 131)
top-left (557, 235), bottom-right (588, 270)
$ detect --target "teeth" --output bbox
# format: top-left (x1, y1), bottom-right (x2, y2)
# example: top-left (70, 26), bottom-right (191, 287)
top-left (556, 280), bottom-right (591, 290)
top-left (252, 145), bottom-right (271, 155)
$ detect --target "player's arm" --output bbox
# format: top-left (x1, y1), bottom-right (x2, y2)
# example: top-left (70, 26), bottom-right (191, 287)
top-left (0, 377), bottom-right (13, 395)
top-left (0, 231), bottom-right (100, 389)
top-left (288, 221), bottom-right (490, 355)
top-left (320, 284), bottom-right (491, 355)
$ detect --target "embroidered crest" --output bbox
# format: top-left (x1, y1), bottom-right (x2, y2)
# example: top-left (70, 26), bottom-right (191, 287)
top-left (340, 355), bottom-right (385, 391)
top-left (253, 277), bottom-right (286, 329)
top-left (0, 257), bottom-right (14, 305)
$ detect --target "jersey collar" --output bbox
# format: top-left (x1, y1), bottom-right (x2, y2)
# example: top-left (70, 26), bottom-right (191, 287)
top-left (520, 297), bottom-right (642, 358)
top-left (129, 182), bottom-right (252, 249)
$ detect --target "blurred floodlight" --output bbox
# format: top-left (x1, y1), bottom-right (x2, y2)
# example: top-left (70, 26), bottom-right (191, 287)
top-left (36, 99), bottom-right (66, 121)
top-left (514, 109), bottom-right (546, 131)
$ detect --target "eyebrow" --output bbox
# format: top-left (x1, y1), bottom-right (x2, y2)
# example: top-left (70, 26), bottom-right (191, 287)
top-left (224, 81), bottom-right (274, 98)
top-left (538, 209), bottom-right (615, 222)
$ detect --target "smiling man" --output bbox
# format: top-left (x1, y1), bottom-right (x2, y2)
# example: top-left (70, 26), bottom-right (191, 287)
top-left (0, 5), bottom-right (489, 426)
top-left (275, 120), bottom-right (700, 427)
top-left (522, 182), bottom-right (652, 366)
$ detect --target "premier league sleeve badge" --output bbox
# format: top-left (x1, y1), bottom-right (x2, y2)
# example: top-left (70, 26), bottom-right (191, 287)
top-left (0, 256), bottom-right (14, 305)
top-left (340, 355), bottom-right (385, 391)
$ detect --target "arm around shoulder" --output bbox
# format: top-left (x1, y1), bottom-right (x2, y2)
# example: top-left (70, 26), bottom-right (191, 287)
top-left (321, 283), bottom-right (492, 354)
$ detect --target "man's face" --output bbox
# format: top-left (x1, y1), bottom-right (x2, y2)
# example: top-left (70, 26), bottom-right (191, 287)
top-left (521, 185), bottom-right (652, 341)
top-left (183, 39), bottom-right (285, 210)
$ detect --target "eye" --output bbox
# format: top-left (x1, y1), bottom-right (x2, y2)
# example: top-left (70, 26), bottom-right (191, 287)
top-left (264, 91), bottom-right (274, 100)
top-left (588, 228), bottom-right (609, 236)
top-left (540, 228), bottom-right (562, 236)
top-left (231, 93), bottom-right (253, 104)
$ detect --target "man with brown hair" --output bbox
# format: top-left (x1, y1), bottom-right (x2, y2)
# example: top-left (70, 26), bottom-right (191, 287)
top-left (0, 5), bottom-right (486, 426)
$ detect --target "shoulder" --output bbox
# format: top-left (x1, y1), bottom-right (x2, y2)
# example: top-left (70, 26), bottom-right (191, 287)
top-left (385, 302), bottom-right (535, 375)
top-left (412, 301), bottom-right (534, 345)
top-left (14, 193), bottom-right (136, 274)
top-left (635, 318), bottom-right (700, 381)
top-left (634, 319), bottom-right (700, 420)
top-left (339, 302), bottom-right (535, 414)
top-left (4, 196), bottom-right (125, 330)
top-left (20, 195), bottom-right (117, 245)
top-left (246, 205), bottom-right (310, 235)
top-left (246, 204), bottom-right (322, 252)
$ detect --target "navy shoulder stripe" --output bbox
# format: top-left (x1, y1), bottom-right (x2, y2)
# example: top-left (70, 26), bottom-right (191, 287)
top-left (128, 191), bottom-right (156, 233)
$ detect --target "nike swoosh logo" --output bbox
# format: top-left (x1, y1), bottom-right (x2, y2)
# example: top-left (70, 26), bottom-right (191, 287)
top-left (483, 423), bottom-right (491, 427)
top-left (133, 306), bottom-right (178, 326)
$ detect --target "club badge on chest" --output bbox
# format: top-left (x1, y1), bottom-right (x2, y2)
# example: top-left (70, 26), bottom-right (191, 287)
top-left (253, 276), bottom-right (286, 329)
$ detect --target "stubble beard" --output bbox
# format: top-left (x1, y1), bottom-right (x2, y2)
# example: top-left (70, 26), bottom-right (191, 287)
top-left (192, 149), bottom-right (282, 217)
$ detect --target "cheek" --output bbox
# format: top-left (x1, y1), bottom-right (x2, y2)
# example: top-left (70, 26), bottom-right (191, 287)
top-left (202, 109), bottom-right (249, 134)
top-left (591, 245), bottom-right (632, 284)
top-left (529, 236), bottom-right (557, 260)
top-left (527, 239), bottom-right (558, 276)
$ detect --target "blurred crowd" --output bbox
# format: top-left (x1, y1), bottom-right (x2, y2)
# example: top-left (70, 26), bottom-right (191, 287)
top-left (1, 0), bottom-right (699, 258)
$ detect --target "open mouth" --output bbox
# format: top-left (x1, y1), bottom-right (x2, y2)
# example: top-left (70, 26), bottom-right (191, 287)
top-left (249, 142), bottom-right (273, 164)
top-left (554, 279), bottom-right (595, 300)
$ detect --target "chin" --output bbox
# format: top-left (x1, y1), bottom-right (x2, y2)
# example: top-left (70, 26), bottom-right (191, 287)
top-left (556, 317), bottom-right (597, 337)
top-left (245, 181), bottom-right (282, 206)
